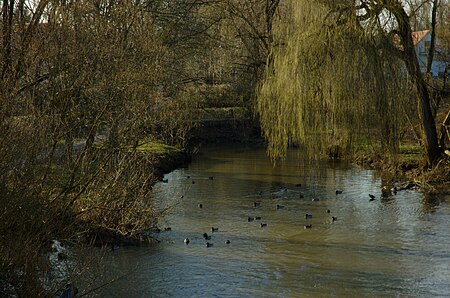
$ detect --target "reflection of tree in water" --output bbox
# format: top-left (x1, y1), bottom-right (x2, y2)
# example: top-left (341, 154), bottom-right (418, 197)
top-left (421, 193), bottom-right (441, 213)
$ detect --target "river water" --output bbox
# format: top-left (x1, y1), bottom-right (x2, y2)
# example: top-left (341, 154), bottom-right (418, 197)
top-left (93, 145), bottom-right (450, 297)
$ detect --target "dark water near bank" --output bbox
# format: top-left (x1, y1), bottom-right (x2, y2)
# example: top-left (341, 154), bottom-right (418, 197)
top-left (93, 146), bottom-right (450, 297)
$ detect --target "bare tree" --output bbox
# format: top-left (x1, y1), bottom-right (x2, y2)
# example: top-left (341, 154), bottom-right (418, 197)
top-left (426, 0), bottom-right (439, 74)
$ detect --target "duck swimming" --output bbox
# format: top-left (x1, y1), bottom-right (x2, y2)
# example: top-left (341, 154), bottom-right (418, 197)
top-left (184, 238), bottom-right (190, 244)
top-left (276, 204), bottom-right (285, 209)
top-left (211, 227), bottom-right (219, 232)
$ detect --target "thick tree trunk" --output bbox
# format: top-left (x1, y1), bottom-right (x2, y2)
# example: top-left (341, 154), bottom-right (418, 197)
top-left (395, 6), bottom-right (441, 165)
top-left (412, 65), bottom-right (441, 165)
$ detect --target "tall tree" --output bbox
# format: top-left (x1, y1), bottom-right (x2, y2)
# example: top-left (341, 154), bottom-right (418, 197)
top-left (257, 0), bottom-right (442, 165)
top-left (221, 0), bottom-right (281, 80)
top-left (0, 1), bottom-right (194, 293)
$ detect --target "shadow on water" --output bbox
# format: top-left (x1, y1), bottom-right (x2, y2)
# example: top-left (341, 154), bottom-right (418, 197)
top-left (87, 145), bottom-right (450, 297)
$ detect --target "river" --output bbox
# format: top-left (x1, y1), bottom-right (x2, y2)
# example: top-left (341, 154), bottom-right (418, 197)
top-left (91, 145), bottom-right (450, 297)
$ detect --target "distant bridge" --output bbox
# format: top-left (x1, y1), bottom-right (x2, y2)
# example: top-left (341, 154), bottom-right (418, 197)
top-left (192, 107), bottom-right (252, 123)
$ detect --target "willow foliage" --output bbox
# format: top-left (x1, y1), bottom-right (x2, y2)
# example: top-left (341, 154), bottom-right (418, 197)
top-left (257, 1), bottom-right (413, 160)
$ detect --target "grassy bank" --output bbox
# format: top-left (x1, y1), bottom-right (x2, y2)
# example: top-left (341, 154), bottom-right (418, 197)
top-left (355, 141), bottom-right (450, 192)
top-left (133, 140), bottom-right (191, 176)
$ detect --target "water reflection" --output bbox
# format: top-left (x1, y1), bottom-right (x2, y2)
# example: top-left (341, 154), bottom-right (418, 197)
top-left (90, 145), bottom-right (450, 297)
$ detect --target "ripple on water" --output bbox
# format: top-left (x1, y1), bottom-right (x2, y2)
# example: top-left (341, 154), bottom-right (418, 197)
top-left (93, 146), bottom-right (450, 297)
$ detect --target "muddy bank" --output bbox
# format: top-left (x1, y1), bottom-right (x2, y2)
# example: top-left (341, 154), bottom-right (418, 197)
top-left (151, 148), bottom-right (192, 178)
top-left (355, 151), bottom-right (450, 193)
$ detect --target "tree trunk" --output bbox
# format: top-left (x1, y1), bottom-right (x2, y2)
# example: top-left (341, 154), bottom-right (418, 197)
top-left (1, 0), bottom-right (13, 79)
top-left (413, 68), bottom-right (441, 166)
top-left (426, 0), bottom-right (439, 75)
top-left (395, 6), bottom-right (441, 165)
top-left (265, 0), bottom-right (280, 45)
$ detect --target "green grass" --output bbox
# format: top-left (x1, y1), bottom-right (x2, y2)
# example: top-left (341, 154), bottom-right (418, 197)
top-left (352, 135), bottom-right (424, 164)
top-left (134, 140), bottom-right (183, 156)
top-left (38, 139), bottom-right (183, 190)
top-left (56, 139), bottom-right (66, 146)
top-left (399, 143), bottom-right (422, 155)
top-left (41, 140), bottom-right (183, 189)
top-left (397, 142), bottom-right (423, 163)
top-left (93, 138), bottom-right (182, 155)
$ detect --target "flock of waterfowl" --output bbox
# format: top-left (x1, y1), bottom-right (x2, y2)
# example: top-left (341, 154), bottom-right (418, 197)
top-left (175, 175), bottom-right (233, 247)
top-left (247, 190), bottom-right (339, 230)
top-left (178, 180), bottom-right (341, 247)
top-left (160, 175), bottom-right (416, 248)
top-left (182, 224), bottom-right (227, 247)
top-left (164, 177), bottom-right (344, 248)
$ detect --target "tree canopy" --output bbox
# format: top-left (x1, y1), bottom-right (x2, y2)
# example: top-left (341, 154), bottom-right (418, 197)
top-left (257, 0), bottom-right (444, 164)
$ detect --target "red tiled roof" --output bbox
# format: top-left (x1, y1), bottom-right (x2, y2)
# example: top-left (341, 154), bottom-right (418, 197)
top-left (412, 30), bottom-right (430, 45)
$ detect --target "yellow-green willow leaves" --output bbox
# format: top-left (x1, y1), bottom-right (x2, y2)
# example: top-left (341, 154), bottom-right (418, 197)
top-left (257, 1), bottom-right (413, 160)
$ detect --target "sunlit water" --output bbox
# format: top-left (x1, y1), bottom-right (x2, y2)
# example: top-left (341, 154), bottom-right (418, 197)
top-left (91, 145), bottom-right (450, 297)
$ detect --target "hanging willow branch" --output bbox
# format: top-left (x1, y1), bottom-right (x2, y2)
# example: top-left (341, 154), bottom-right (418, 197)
top-left (257, 0), bottom-right (415, 161)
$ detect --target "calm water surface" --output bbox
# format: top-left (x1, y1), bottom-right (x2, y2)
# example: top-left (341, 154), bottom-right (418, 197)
top-left (94, 145), bottom-right (450, 297)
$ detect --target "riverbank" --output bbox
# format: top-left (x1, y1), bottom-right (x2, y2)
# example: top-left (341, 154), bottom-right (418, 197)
top-left (0, 139), bottom-right (192, 297)
top-left (354, 148), bottom-right (450, 194)
top-left (3, 122), bottom-right (447, 296)
top-left (85, 140), bottom-right (192, 246)
top-left (189, 116), bottom-right (449, 192)
top-left (136, 141), bottom-right (192, 178)
top-left (92, 144), bottom-right (450, 297)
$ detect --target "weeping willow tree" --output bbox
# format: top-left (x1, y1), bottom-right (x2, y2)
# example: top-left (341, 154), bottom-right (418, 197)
top-left (257, 0), bottom-right (441, 165)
